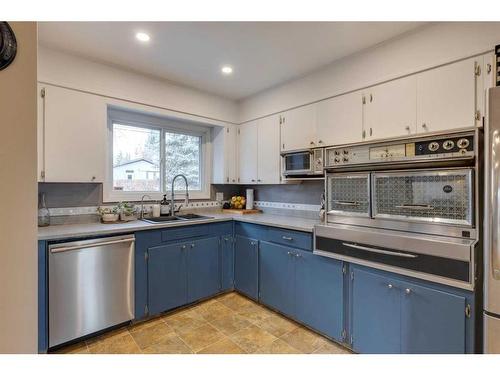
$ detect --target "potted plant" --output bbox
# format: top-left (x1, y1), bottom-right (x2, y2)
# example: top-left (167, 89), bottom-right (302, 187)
top-left (118, 202), bottom-right (137, 222)
top-left (97, 206), bottom-right (119, 222)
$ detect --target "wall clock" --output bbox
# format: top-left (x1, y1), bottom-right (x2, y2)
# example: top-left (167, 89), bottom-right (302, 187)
top-left (0, 22), bottom-right (17, 71)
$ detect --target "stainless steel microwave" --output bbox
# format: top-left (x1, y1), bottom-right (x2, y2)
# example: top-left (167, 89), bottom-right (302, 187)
top-left (282, 148), bottom-right (324, 177)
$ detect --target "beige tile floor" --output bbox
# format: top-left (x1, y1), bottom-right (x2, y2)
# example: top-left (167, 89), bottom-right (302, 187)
top-left (54, 292), bottom-right (352, 355)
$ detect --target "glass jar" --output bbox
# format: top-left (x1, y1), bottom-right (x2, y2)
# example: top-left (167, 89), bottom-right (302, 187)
top-left (38, 193), bottom-right (50, 227)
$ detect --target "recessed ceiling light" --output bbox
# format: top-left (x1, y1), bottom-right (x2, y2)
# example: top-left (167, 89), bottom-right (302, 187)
top-left (221, 65), bottom-right (233, 75)
top-left (135, 32), bottom-right (150, 42)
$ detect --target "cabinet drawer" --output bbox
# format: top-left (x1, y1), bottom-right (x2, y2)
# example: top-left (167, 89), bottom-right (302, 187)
top-left (267, 228), bottom-right (312, 251)
top-left (161, 224), bottom-right (210, 242)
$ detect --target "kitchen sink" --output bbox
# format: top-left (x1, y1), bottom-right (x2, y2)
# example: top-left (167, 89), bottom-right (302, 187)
top-left (141, 213), bottom-right (212, 224)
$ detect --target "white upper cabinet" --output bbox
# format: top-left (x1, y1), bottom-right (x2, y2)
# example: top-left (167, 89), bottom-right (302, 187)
top-left (237, 120), bottom-right (259, 184)
top-left (41, 85), bottom-right (107, 183)
top-left (316, 91), bottom-right (363, 147)
top-left (416, 57), bottom-right (481, 134)
top-left (212, 125), bottom-right (238, 184)
top-left (280, 104), bottom-right (317, 152)
top-left (362, 75), bottom-right (417, 141)
top-left (257, 114), bottom-right (281, 184)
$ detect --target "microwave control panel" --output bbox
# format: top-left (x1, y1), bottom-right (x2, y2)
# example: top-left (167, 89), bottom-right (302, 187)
top-left (325, 132), bottom-right (475, 168)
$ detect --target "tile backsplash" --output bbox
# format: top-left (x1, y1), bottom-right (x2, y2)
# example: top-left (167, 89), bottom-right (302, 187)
top-left (39, 180), bottom-right (324, 208)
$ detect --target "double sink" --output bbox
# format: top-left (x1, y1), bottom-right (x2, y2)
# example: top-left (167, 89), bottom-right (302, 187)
top-left (141, 213), bottom-right (213, 224)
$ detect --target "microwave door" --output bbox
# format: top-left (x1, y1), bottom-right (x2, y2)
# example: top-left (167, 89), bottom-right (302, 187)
top-left (284, 152), bottom-right (312, 174)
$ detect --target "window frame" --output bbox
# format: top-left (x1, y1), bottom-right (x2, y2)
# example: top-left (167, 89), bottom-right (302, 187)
top-left (104, 107), bottom-right (212, 202)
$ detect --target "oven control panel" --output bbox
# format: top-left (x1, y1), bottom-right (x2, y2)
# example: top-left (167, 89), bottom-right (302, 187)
top-left (325, 131), bottom-right (475, 168)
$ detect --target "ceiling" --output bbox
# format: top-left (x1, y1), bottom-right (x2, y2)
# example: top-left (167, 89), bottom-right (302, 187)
top-left (38, 22), bottom-right (426, 100)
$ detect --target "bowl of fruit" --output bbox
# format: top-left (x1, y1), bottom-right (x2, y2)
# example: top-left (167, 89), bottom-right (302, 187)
top-left (230, 195), bottom-right (246, 209)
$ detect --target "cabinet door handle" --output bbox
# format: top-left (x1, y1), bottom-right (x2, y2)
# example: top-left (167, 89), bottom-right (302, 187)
top-left (282, 236), bottom-right (293, 241)
top-left (387, 284), bottom-right (393, 289)
top-left (295, 253), bottom-right (301, 258)
top-left (405, 288), bottom-right (412, 295)
top-left (405, 126), bottom-right (411, 132)
top-left (422, 123), bottom-right (427, 130)
top-left (287, 251), bottom-right (292, 256)
top-left (181, 245), bottom-right (186, 250)
top-left (191, 243), bottom-right (195, 248)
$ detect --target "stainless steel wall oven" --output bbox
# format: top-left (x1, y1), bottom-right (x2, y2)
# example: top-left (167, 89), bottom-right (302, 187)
top-left (314, 129), bottom-right (481, 291)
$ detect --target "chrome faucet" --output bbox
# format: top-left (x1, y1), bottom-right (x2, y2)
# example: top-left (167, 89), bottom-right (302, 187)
top-left (171, 174), bottom-right (189, 216)
top-left (140, 194), bottom-right (152, 219)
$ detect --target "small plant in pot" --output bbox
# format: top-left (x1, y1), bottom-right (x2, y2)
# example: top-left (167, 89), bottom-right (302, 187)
top-left (118, 202), bottom-right (137, 222)
top-left (97, 206), bottom-right (119, 222)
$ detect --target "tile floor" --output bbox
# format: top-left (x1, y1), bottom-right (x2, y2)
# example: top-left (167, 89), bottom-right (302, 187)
top-left (54, 292), bottom-right (352, 354)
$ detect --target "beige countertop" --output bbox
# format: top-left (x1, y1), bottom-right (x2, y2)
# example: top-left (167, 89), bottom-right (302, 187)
top-left (38, 210), bottom-right (320, 241)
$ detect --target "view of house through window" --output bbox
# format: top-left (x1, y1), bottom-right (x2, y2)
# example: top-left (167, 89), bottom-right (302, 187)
top-left (113, 124), bottom-right (161, 192)
top-left (112, 118), bottom-right (204, 195)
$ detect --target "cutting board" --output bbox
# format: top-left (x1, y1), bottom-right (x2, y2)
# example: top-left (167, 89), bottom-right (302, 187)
top-left (222, 209), bottom-right (262, 215)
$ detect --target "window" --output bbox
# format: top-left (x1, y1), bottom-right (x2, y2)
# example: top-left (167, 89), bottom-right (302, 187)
top-left (106, 108), bottom-right (211, 201)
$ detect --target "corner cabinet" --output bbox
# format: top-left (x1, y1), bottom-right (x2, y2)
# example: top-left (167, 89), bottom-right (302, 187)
top-left (236, 115), bottom-right (281, 185)
top-left (234, 235), bottom-right (259, 299)
top-left (349, 265), bottom-right (473, 354)
top-left (37, 84), bottom-right (107, 183)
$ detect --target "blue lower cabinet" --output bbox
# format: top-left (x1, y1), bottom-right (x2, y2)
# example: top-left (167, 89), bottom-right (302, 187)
top-left (351, 266), bottom-right (401, 353)
top-left (295, 250), bottom-right (344, 342)
top-left (148, 242), bottom-right (188, 315)
top-left (350, 265), bottom-right (472, 354)
top-left (187, 237), bottom-right (220, 303)
top-left (401, 281), bottom-right (466, 354)
top-left (259, 241), bottom-right (295, 316)
top-left (221, 235), bottom-right (235, 291)
top-left (234, 235), bottom-right (259, 300)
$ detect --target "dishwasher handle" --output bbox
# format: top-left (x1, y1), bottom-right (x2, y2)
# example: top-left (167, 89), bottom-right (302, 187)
top-left (50, 237), bottom-right (135, 254)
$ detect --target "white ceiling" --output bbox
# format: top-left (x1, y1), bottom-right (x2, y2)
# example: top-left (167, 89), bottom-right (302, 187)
top-left (38, 22), bottom-right (426, 100)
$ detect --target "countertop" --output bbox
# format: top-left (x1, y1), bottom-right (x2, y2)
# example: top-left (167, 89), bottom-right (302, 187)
top-left (38, 210), bottom-right (320, 241)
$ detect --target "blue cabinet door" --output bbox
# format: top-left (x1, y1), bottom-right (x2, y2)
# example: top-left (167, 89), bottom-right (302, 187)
top-left (295, 250), bottom-right (344, 341)
top-left (401, 281), bottom-right (466, 353)
top-left (187, 237), bottom-right (220, 303)
top-left (148, 242), bottom-right (188, 315)
top-left (351, 266), bottom-right (401, 353)
top-left (221, 235), bottom-right (234, 291)
top-left (259, 241), bottom-right (295, 316)
top-left (234, 235), bottom-right (259, 300)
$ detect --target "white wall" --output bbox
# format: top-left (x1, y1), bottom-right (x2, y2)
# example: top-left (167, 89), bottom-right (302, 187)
top-left (239, 22), bottom-right (500, 122)
top-left (38, 46), bottom-right (239, 124)
top-left (0, 22), bottom-right (38, 353)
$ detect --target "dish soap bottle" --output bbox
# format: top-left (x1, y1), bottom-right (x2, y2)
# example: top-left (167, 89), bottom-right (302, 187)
top-left (160, 194), bottom-right (170, 215)
top-left (38, 192), bottom-right (50, 227)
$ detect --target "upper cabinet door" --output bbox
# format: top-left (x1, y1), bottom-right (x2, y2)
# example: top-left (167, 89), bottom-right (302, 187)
top-left (43, 85), bottom-right (107, 182)
top-left (316, 91), bottom-right (363, 147)
top-left (281, 104), bottom-right (317, 152)
top-left (237, 120), bottom-right (258, 184)
top-left (416, 57), bottom-right (480, 133)
top-left (257, 115), bottom-right (280, 184)
top-left (363, 75), bottom-right (417, 141)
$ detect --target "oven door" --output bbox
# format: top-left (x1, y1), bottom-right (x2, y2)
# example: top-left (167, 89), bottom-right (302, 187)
top-left (326, 172), bottom-right (370, 217)
top-left (372, 168), bottom-right (473, 226)
top-left (314, 223), bottom-right (475, 290)
top-left (283, 151), bottom-right (313, 175)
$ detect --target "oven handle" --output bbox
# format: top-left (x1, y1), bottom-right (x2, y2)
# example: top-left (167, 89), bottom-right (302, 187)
top-left (394, 204), bottom-right (434, 210)
top-left (342, 242), bottom-right (418, 258)
top-left (332, 200), bottom-right (362, 206)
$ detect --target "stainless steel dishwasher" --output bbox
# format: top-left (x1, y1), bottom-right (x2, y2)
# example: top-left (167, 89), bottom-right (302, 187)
top-left (48, 234), bottom-right (135, 347)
